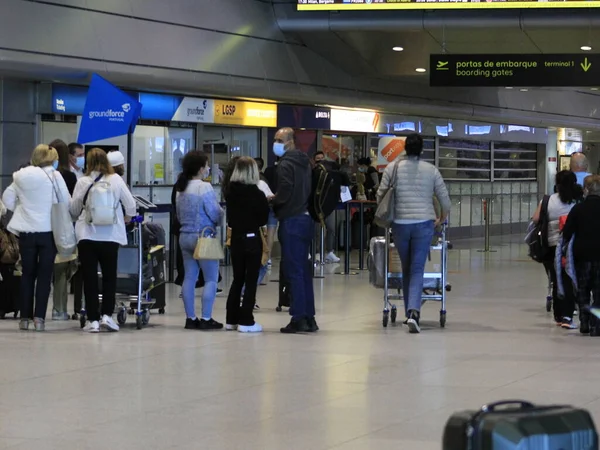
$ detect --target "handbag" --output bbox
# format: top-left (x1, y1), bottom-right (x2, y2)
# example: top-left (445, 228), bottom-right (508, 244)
top-left (260, 227), bottom-right (269, 266)
top-left (45, 171), bottom-right (77, 256)
top-left (374, 159), bottom-right (400, 228)
top-left (193, 227), bottom-right (224, 261)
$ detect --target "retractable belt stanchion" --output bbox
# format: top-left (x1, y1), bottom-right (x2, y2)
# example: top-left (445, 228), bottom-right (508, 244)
top-left (336, 202), bottom-right (358, 276)
top-left (477, 197), bottom-right (496, 253)
top-left (313, 225), bottom-right (325, 279)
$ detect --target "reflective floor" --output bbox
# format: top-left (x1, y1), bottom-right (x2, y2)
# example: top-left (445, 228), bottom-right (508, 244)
top-left (0, 235), bottom-right (598, 450)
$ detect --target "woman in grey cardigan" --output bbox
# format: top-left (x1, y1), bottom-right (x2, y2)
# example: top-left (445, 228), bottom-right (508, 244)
top-left (377, 134), bottom-right (451, 334)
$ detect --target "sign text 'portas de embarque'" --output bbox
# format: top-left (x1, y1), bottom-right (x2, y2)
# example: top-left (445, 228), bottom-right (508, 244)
top-left (430, 54), bottom-right (600, 87)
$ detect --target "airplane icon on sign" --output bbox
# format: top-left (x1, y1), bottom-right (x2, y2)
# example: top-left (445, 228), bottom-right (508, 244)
top-left (436, 61), bottom-right (449, 71)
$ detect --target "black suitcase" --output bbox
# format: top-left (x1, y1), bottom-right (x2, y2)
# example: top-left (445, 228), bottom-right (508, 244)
top-left (277, 263), bottom-right (291, 311)
top-left (443, 400), bottom-right (598, 450)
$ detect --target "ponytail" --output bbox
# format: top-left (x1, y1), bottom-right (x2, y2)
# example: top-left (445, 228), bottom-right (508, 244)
top-left (175, 172), bottom-right (190, 193)
top-left (175, 150), bottom-right (208, 193)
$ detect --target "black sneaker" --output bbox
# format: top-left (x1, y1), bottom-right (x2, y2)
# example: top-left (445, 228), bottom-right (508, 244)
top-left (280, 318), bottom-right (309, 334)
top-left (185, 318), bottom-right (201, 329)
top-left (199, 318), bottom-right (224, 330)
top-left (307, 317), bottom-right (319, 332)
top-left (407, 310), bottom-right (421, 334)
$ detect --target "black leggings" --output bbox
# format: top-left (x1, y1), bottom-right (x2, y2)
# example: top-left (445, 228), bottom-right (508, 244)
top-left (226, 234), bottom-right (262, 326)
top-left (542, 246), bottom-right (576, 321)
top-left (79, 240), bottom-right (119, 322)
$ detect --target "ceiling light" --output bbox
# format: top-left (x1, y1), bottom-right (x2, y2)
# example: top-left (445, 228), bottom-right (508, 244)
top-left (392, 46), bottom-right (404, 52)
top-left (592, 87), bottom-right (599, 91)
top-left (415, 68), bottom-right (427, 73)
top-left (505, 87), bottom-right (513, 89)
top-left (520, 88), bottom-right (528, 92)
top-left (581, 45), bottom-right (592, 51)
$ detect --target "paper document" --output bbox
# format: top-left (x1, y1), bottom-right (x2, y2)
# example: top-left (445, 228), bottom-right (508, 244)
top-left (340, 186), bottom-right (352, 203)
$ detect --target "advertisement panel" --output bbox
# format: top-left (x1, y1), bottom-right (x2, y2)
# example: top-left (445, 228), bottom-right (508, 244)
top-left (376, 136), bottom-right (406, 169)
top-left (213, 100), bottom-right (277, 127)
top-left (172, 97), bottom-right (215, 123)
top-left (330, 109), bottom-right (380, 133)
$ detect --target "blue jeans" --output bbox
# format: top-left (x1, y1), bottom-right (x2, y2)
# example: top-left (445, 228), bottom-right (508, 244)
top-left (179, 233), bottom-right (219, 320)
top-left (279, 214), bottom-right (315, 321)
top-left (391, 221), bottom-right (435, 315)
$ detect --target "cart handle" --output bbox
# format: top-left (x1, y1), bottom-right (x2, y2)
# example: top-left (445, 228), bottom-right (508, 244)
top-left (131, 215), bottom-right (144, 224)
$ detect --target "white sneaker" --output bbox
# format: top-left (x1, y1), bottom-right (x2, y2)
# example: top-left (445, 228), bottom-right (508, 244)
top-left (238, 323), bottom-right (263, 333)
top-left (100, 315), bottom-right (119, 332)
top-left (225, 324), bottom-right (238, 331)
top-left (325, 251), bottom-right (341, 263)
top-left (86, 321), bottom-right (100, 333)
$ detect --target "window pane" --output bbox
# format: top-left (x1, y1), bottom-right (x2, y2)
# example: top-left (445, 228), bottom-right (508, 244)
top-left (493, 142), bottom-right (538, 180)
top-left (132, 125), bottom-right (166, 186)
top-left (439, 138), bottom-right (491, 180)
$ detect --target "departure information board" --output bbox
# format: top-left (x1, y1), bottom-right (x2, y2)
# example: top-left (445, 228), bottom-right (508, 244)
top-left (298, 0), bottom-right (600, 10)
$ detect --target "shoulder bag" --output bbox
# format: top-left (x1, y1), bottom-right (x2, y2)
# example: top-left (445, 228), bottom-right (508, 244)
top-left (374, 159), bottom-right (400, 228)
top-left (45, 171), bottom-right (77, 256)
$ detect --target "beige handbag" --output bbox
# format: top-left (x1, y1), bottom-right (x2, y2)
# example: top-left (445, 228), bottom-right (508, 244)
top-left (193, 227), bottom-right (224, 261)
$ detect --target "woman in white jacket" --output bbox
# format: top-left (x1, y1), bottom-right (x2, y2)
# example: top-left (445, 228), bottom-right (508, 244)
top-left (2, 144), bottom-right (71, 331)
top-left (70, 148), bottom-right (136, 333)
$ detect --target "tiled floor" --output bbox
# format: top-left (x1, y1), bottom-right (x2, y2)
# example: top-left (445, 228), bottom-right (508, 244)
top-left (0, 235), bottom-right (598, 449)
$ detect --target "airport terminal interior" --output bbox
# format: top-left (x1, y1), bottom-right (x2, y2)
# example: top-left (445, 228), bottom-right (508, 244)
top-left (2, 0), bottom-right (600, 448)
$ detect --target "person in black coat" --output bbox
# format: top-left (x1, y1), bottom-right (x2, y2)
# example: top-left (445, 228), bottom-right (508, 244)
top-left (224, 157), bottom-right (269, 333)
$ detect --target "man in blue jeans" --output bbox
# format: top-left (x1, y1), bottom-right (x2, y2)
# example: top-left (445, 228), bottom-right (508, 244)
top-left (271, 127), bottom-right (316, 334)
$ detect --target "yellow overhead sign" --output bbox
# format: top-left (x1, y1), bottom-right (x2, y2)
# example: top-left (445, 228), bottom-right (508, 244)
top-left (297, 0), bottom-right (600, 9)
top-left (213, 100), bottom-right (277, 127)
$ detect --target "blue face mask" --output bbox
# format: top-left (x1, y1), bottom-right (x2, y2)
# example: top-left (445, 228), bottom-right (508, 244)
top-left (52, 161), bottom-right (59, 170)
top-left (273, 142), bottom-right (285, 157)
top-left (76, 156), bottom-right (85, 169)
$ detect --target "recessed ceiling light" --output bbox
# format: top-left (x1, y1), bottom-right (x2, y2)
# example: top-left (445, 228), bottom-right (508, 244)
top-left (392, 46), bottom-right (404, 52)
top-left (520, 88), bottom-right (528, 92)
top-left (592, 87), bottom-right (599, 91)
top-left (505, 87), bottom-right (513, 89)
top-left (581, 45), bottom-right (592, 51)
top-left (415, 68), bottom-right (426, 73)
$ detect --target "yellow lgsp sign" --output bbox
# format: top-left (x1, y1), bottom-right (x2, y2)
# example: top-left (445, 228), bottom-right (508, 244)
top-left (213, 100), bottom-right (277, 127)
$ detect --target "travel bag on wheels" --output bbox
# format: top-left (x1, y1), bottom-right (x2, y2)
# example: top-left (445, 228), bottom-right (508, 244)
top-left (443, 400), bottom-right (598, 450)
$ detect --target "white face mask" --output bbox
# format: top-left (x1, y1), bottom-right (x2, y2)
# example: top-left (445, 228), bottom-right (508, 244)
top-left (273, 142), bottom-right (285, 157)
top-left (202, 166), bottom-right (211, 179)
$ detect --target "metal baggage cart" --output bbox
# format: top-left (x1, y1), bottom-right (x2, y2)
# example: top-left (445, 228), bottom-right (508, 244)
top-left (380, 224), bottom-right (451, 328)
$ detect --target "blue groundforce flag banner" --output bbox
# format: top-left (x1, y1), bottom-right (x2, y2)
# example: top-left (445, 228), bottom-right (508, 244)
top-left (78, 74), bottom-right (142, 144)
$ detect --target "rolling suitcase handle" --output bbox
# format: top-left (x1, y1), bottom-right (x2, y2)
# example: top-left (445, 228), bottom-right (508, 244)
top-left (466, 401), bottom-right (535, 450)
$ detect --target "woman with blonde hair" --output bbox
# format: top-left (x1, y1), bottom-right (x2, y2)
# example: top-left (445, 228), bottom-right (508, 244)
top-left (70, 148), bottom-right (136, 333)
top-left (2, 144), bottom-right (71, 331)
top-left (224, 157), bottom-right (269, 332)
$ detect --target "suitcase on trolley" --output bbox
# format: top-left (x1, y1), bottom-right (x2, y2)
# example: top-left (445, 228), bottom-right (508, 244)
top-left (443, 400), bottom-right (598, 450)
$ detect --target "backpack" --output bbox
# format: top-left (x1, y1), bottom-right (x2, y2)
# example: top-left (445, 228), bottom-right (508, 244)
top-left (526, 194), bottom-right (550, 263)
top-left (308, 162), bottom-right (341, 227)
top-left (83, 175), bottom-right (118, 226)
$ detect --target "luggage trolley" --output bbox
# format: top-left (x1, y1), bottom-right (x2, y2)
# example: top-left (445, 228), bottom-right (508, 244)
top-left (369, 224), bottom-right (451, 328)
top-left (80, 197), bottom-right (166, 330)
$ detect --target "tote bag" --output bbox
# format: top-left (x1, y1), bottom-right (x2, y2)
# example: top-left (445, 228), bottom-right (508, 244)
top-left (374, 160), bottom-right (400, 228)
top-left (193, 227), bottom-right (224, 261)
top-left (46, 172), bottom-right (77, 256)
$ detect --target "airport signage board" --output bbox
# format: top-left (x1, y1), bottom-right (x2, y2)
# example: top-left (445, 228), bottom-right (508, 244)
top-left (277, 105), bottom-right (331, 129)
top-left (298, 0), bottom-right (600, 10)
top-left (330, 109), bottom-right (381, 132)
top-left (213, 100), bottom-right (277, 127)
top-left (430, 54), bottom-right (600, 87)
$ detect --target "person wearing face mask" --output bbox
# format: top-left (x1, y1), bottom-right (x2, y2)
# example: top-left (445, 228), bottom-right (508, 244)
top-left (271, 127), bottom-right (316, 333)
top-left (49, 139), bottom-right (79, 321)
top-left (357, 157), bottom-right (380, 200)
top-left (175, 151), bottom-right (224, 331)
top-left (2, 144), bottom-right (71, 331)
top-left (107, 151), bottom-right (126, 178)
top-left (68, 143), bottom-right (85, 179)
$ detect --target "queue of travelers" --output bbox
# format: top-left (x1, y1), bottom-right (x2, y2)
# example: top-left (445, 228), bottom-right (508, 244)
top-left (533, 152), bottom-right (600, 336)
top-left (0, 131), bottom-right (452, 336)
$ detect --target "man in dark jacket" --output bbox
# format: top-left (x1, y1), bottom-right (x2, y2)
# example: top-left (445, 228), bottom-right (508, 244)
top-left (271, 127), bottom-right (316, 333)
